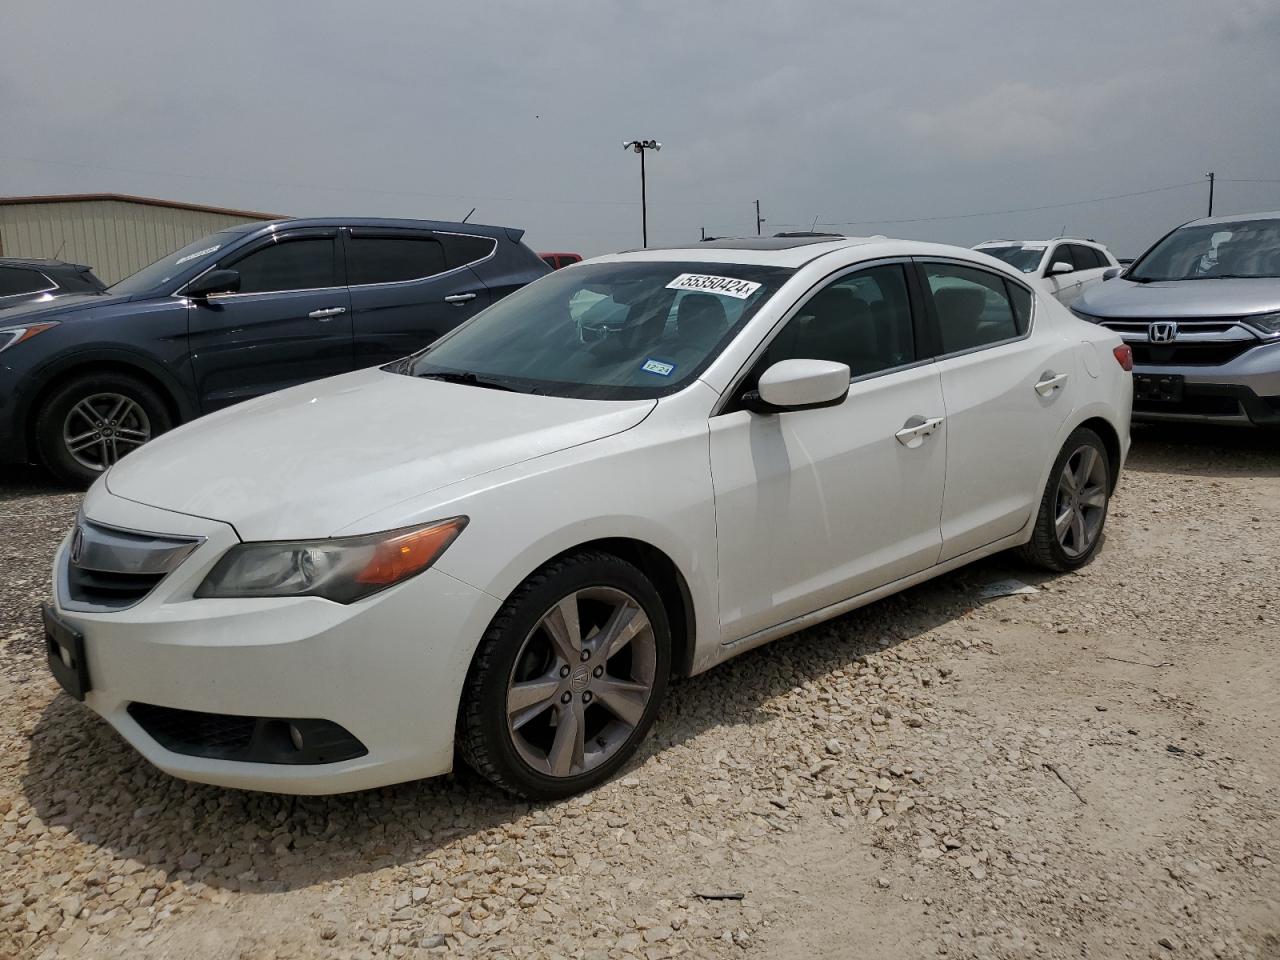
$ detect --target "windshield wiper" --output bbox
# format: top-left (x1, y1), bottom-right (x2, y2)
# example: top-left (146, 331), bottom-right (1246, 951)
top-left (417, 371), bottom-right (524, 393)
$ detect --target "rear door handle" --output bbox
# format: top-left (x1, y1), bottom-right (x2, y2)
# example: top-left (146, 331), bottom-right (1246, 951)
top-left (444, 293), bottom-right (477, 305)
top-left (895, 415), bottom-right (944, 448)
top-left (308, 307), bottom-right (347, 320)
top-left (1034, 372), bottom-right (1069, 397)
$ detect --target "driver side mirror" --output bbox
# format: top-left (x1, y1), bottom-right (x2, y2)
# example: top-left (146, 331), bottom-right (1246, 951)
top-left (741, 359), bottom-right (851, 414)
top-left (1046, 261), bottom-right (1074, 277)
top-left (185, 269), bottom-right (241, 299)
top-left (1101, 266), bottom-right (1122, 281)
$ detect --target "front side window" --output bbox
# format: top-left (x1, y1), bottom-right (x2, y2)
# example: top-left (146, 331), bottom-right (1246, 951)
top-left (925, 263), bottom-right (1021, 353)
top-left (399, 261), bottom-right (793, 399)
top-left (228, 237), bottom-right (337, 294)
top-left (760, 264), bottom-right (915, 377)
top-left (347, 236), bottom-right (446, 285)
top-left (0, 267), bottom-right (53, 297)
top-left (1128, 218), bottom-right (1280, 281)
top-left (1069, 245), bottom-right (1103, 270)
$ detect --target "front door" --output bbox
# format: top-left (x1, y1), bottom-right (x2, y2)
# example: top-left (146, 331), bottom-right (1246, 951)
top-left (189, 229), bottom-right (354, 412)
top-left (919, 259), bottom-right (1078, 561)
top-left (343, 228), bottom-right (492, 368)
top-left (709, 262), bottom-right (947, 643)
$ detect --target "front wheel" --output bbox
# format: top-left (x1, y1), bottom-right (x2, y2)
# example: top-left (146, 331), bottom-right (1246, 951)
top-left (1019, 427), bottom-right (1111, 572)
top-left (457, 552), bottom-right (671, 800)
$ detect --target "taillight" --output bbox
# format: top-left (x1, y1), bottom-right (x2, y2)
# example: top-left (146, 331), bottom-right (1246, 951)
top-left (1113, 344), bottom-right (1133, 371)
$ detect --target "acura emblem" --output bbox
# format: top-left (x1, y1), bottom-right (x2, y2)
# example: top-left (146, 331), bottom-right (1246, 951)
top-left (69, 525), bottom-right (84, 564)
top-left (1148, 321), bottom-right (1178, 343)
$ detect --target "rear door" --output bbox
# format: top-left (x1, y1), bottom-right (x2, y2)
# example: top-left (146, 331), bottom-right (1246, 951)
top-left (188, 229), bottom-right (354, 412)
top-left (920, 259), bottom-right (1077, 561)
top-left (343, 228), bottom-right (493, 368)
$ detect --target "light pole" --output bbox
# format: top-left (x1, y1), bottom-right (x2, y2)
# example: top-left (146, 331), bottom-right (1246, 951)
top-left (623, 139), bottom-right (661, 247)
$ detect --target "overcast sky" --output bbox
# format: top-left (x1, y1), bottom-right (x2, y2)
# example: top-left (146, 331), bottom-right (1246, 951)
top-left (3, 0), bottom-right (1278, 259)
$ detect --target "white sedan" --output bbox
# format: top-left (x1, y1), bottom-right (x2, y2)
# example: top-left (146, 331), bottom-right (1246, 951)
top-left (43, 237), bottom-right (1133, 799)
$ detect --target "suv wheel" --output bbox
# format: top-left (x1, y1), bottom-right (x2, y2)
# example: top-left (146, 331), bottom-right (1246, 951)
top-left (35, 373), bottom-right (172, 486)
top-left (458, 552), bottom-right (671, 799)
top-left (1019, 427), bottom-right (1111, 572)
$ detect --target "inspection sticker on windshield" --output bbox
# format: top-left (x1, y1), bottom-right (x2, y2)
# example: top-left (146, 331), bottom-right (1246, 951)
top-left (666, 273), bottom-right (761, 300)
top-left (641, 358), bottom-right (676, 377)
top-left (175, 245), bottom-right (221, 265)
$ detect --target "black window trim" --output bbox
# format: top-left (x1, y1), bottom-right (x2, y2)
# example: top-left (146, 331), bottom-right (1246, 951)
top-left (0, 267), bottom-right (58, 300)
top-left (176, 227), bottom-right (343, 299)
top-left (913, 257), bottom-right (1037, 362)
top-left (343, 227), bottom-right (497, 290)
top-left (713, 256), bottom-right (934, 417)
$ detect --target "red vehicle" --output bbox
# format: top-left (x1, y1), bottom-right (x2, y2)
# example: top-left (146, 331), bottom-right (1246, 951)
top-left (540, 252), bottom-right (582, 270)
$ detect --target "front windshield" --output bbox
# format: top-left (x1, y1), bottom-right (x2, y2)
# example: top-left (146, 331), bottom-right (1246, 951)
top-left (108, 230), bottom-right (242, 295)
top-left (1128, 218), bottom-right (1280, 281)
top-left (980, 245), bottom-right (1044, 273)
top-left (399, 260), bottom-right (794, 399)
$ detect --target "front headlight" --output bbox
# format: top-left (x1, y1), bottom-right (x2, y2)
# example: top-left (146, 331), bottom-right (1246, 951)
top-left (1241, 310), bottom-right (1280, 337)
top-left (0, 321), bottom-right (60, 354)
top-left (195, 517), bottom-right (467, 603)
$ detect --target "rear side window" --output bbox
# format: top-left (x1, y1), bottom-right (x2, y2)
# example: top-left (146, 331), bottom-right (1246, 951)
top-left (442, 234), bottom-right (497, 269)
top-left (925, 263), bottom-right (1020, 354)
top-left (347, 236), bottom-right (446, 285)
top-left (229, 237), bottom-right (338, 293)
top-left (0, 267), bottom-right (54, 297)
top-left (1005, 280), bottom-right (1033, 333)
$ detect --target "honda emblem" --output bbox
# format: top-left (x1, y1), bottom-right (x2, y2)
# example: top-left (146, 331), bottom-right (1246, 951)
top-left (1148, 321), bottom-right (1178, 343)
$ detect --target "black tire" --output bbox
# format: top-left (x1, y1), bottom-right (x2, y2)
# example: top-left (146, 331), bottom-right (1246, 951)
top-left (35, 372), bottom-right (173, 487)
top-left (458, 551), bottom-right (671, 800)
top-left (1018, 427), bottom-right (1111, 572)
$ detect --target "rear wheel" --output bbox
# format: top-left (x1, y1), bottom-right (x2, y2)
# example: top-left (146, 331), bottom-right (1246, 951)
top-left (35, 373), bottom-right (172, 487)
top-left (1019, 427), bottom-right (1111, 572)
top-left (458, 552), bottom-right (671, 800)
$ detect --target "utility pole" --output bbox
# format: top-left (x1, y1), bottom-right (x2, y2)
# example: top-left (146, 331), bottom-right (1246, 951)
top-left (755, 200), bottom-right (764, 236)
top-left (623, 140), bottom-right (662, 247)
top-left (700, 226), bottom-right (705, 241)
top-left (1205, 171), bottom-right (1215, 217)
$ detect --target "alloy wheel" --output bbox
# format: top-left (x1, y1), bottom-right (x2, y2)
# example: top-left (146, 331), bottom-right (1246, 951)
top-left (1054, 444), bottom-right (1107, 559)
top-left (505, 586), bottom-right (656, 778)
top-left (61, 392), bottom-right (152, 472)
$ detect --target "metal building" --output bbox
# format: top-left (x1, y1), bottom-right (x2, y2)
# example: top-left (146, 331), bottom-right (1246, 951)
top-left (0, 193), bottom-right (284, 285)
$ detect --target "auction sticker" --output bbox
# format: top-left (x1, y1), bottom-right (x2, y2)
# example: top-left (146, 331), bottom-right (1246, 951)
top-left (641, 358), bottom-right (676, 377)
top-left (666, 273), bottom-right (761, 300)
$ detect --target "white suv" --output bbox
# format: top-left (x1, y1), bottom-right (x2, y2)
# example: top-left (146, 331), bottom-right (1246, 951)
top-left (974, 238), bottom-right (1120, 307)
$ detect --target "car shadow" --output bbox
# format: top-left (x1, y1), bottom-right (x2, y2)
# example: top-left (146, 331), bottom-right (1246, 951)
top-left (1125, 423), bottom-right (1280, 479)
top-left (0, 465), bottom-right (79, 502)
top-left (20, 552), bottom-right (1026, 895)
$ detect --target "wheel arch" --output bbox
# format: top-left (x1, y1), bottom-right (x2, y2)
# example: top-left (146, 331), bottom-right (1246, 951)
top-left (1075, 414), bottom-right (1123, 492)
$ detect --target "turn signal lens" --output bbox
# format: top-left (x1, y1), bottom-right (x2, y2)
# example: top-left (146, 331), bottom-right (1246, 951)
top-left (354, 518), bottom-right (468, 586)
top-left (1113, 344), bottom-right (1133, 371)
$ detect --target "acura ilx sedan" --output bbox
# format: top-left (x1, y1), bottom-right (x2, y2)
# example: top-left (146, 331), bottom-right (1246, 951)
top-left (43, 236), bottom-right (1132, 799)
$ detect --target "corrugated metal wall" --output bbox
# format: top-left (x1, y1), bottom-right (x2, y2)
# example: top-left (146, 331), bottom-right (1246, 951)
top-left (0, 200), bottom-right (264, 284)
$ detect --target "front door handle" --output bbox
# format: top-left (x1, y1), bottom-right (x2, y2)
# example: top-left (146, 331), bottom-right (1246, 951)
top-left (895, 415), bottom-right (944, 448)
top-left (308, 307), bottom-right (347, 320)
top-left (1034, 371), bottom-right (1069, 397)
top-left (444, 293), bottom-right (477, 305)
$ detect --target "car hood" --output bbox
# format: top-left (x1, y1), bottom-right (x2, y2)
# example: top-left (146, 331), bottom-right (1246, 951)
top-left (105, 367), bottom-right (656, 540)
top-left (1076, 277), bottom-right (1280, 318)
top-left (0, 291), bottom-right (131, 322)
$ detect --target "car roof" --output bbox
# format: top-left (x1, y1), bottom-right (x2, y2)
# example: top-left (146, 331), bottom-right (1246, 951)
top-left (242, 217), bottom-right (521, 239)
top-left (0, 256), bottom-right (92, 271)
top-left (592, 237), bottom-right (1015, 270)
top-left (1184, 210), bottom-right (1280, 227)
top-left (975, 238), bottom-right (1107, 249)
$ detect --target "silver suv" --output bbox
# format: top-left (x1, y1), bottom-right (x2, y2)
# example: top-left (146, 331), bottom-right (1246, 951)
top-left (1071, 212), bottom-right (1280, 426)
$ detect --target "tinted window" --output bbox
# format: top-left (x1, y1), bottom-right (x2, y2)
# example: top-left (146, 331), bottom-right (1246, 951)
top-left (1045, 246), bottom-right (1072, 272)
top-left (229, 237), bottom-right (337, 294)
top-left (1006, 280), bottom-right (1033, 333)
top-left (0, 267), bottom-right (52, 297)
top-left (443, 234), bottom-right (496, 268)
top-left (761, 264), bottom-right (915, 377)
top-left (1070, 245), bottom-right (1103, 270)
top-left (347, 236), bottom-right (446, 285)
top-left (926, 263), bottom-right (1020, 353)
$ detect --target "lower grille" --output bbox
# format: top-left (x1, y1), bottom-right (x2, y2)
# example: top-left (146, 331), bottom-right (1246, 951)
top-left (127, 703), bottom-right (368, 765)
top-left (66, 566), bottom-right (167, 609)
top-left (1131, 341), bottom-right (1255, 366)
top-left (130, 703), bottom-right (256, 756)
top-left (1134, 395), bottom-right (1242, 417)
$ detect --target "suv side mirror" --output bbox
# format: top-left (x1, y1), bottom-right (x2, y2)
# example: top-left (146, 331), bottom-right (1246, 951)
top-left (1047, 261), bottom-right (1074, 277)
top-left (741, 359), bottom-right (850, 413)
top-left (185, 269), bottom-right (241, 299)
top-left (1101, 266), bottom-right (1122, 281)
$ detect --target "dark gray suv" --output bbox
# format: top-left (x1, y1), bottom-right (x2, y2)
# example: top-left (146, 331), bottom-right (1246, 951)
top-left (0, 218), bottom-right (549, 483)
top-left (1072, 211), bottom-right (1280, 427)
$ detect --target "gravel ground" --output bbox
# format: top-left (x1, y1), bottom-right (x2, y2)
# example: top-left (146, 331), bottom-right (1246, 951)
top-left (1, 425), bottom-right (1277, 960)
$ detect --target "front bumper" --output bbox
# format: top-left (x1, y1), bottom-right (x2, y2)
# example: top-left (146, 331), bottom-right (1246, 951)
top-left (47, 487), bottom-right (502, 794)
top-left (1129, 337), bottom-right (1280, 426)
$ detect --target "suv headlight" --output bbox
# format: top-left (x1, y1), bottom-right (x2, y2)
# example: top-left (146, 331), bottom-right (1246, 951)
top-left (0, 321), bottom-right (60, 354)
top-left (1241, 311), bottom-right (1280, 337)
top-left (195, 517), bottom-right (467, 603)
